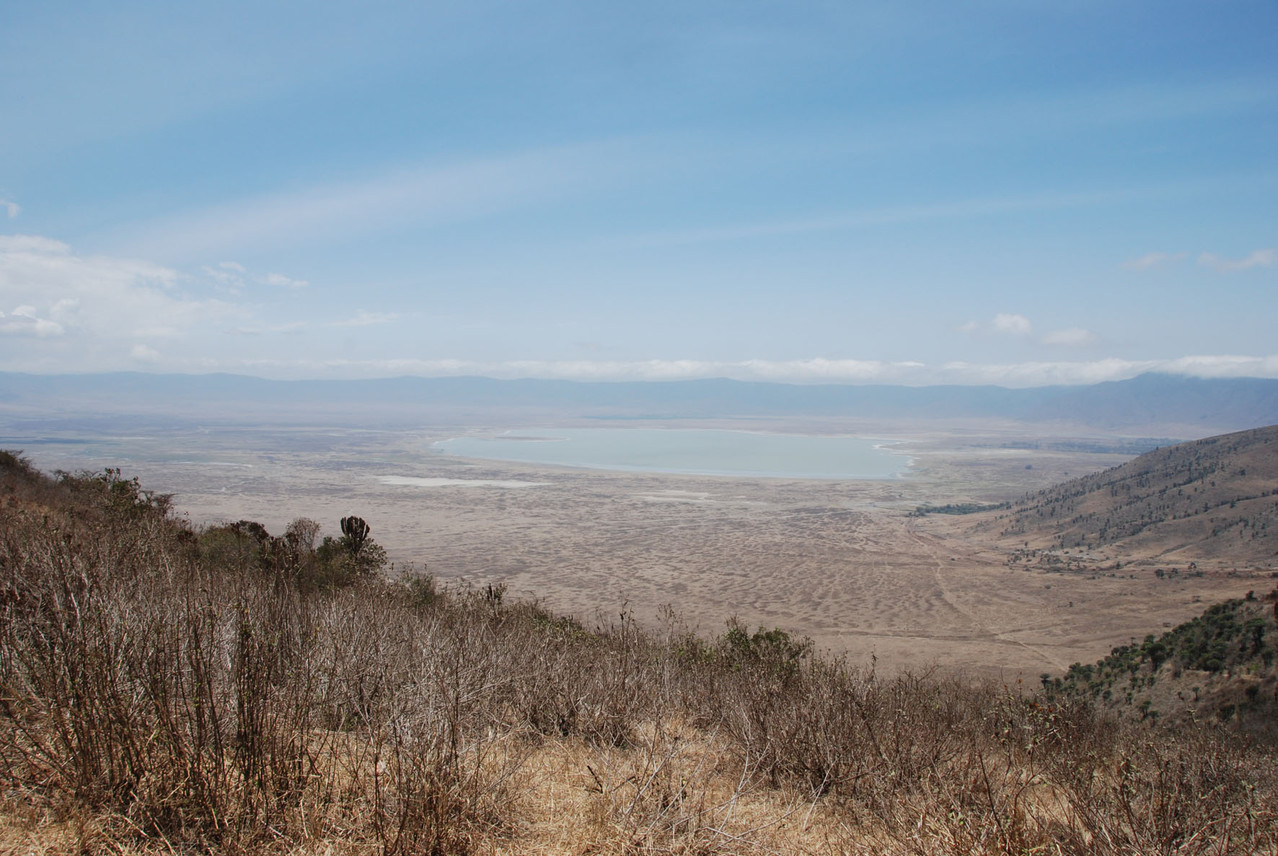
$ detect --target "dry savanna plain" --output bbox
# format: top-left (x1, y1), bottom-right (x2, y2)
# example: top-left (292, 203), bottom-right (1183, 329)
top-left (14, 418), bottom-right (1271, 678)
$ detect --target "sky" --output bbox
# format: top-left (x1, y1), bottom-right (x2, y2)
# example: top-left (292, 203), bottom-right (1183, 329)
top-left (0, 1), bottom-right (1275, 387)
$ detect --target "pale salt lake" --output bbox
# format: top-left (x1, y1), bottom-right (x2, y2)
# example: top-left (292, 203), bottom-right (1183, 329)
top-left (433, 428), bottom-right (910, 479)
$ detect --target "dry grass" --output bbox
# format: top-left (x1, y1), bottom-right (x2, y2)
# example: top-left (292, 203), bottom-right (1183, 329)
top-left (2, 460), bottom-right (1276, 854)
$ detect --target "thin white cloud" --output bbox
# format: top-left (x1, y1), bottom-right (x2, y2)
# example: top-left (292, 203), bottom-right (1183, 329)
top-left (202, 261), bottom-right (308, 292)
top-left (1159, 354), bottom-right (1278, 377)
top-left (992, 313), bottom-right (1032, 336)
top-left (225, 355), bottom-right (1278, 387)
top-left (130, 344), bottom-right (161, 362)
top-left (0, 234), bottom-right (242, 369)
top-left (113, 140), bottom-right (651, 261)
top-left (0, 305), bottom-right (64, 337)
top-left (1, 200), bottom-right (19, 219)
top-left (627, 188), bottom-right (1135, 249)
top-left (333, 311), bottom-right (398, 327)
top-left (261, 272), bottom-right (308, 289)
top-left (739, 358), bottom-right (925, 382)
top-left (937, 358), bottom-right (1144, 387)
top-left (203, 263), bottom-right (245, 291)
top-left (137, 327), bottom-right (184, 339)
top-left (963, 313), bottom-right (1032, 337)
top-left (1041, 327), bottom-right (1097, 347)
top-left (230, 321), bottom-right (308, 336)
top-left (1198, 249), bottom-right (1276, 272)
top-left (1122, 251), bottom-right (1186, 271)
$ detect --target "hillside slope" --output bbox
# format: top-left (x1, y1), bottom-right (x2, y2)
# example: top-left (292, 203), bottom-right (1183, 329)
top-left (989, 425), bottom-right (1278, 566)
top-left (1046, 591), bottom-right (1278, 739)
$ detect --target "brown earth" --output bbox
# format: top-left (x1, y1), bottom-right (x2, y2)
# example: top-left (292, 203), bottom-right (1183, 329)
top-left (13, 421), bottom-right (1269, 678)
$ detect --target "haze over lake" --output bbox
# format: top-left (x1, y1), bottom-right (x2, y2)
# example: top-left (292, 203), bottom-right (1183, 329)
top-left (434, 428), bottom-right (910, 479)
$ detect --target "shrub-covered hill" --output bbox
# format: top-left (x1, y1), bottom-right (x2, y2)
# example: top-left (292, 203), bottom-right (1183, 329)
top-left (1046, 591), bottom-right (1278, 737)
top-left (990, 424), bottom-right (1278, 564)
top-left (2, 452), bottom-right (1276, 855)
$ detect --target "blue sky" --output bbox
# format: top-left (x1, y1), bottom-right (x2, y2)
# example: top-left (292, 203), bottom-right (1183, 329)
top-left (0, 1), bottom-right (1274, 385)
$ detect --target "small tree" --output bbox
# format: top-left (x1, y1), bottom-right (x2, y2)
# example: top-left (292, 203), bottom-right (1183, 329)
top-left (314, 515), bottom-right (387, 586)
top-left (285, 517), bottom-right (321, 552)
top-left (341, 516), bottom-right (370, 554)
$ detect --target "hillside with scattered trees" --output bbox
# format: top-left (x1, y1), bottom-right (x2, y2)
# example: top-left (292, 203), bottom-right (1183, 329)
top-left (1046, 591), bottom-right (1278, 737)
top-left (989, 425), bottom-right (1278, 565)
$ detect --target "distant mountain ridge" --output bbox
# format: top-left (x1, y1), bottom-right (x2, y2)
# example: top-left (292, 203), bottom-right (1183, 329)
top-left (1, 371), bottom-right (1277, 436)
top-left (993, 424), bottom-right (1278, 565)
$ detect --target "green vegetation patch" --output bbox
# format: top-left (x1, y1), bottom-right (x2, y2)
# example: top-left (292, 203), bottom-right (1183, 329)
top-left (910, 501), bottom-right (1006, 516)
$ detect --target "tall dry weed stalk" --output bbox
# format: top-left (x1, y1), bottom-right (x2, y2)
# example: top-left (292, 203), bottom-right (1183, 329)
top-left (0, 491), bottom-right (516, 851)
